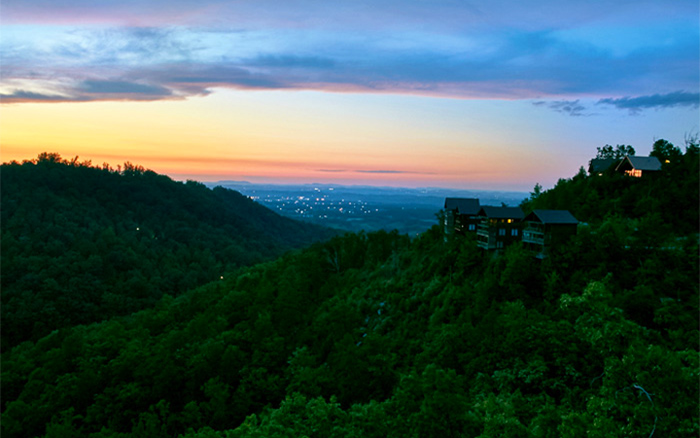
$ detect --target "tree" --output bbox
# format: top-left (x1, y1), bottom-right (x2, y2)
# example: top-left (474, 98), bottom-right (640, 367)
top-left (650, 138), bottom-right (682, 163)
top-left (596, 144), bottom-right (635, 159)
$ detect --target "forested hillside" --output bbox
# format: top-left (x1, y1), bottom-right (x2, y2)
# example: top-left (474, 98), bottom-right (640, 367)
top-left (1, 153), bottom-right (335, 349)
top-left (521, 138), bottom-right (699, 235)
top-left (1, 141), bottom-right (698, 437)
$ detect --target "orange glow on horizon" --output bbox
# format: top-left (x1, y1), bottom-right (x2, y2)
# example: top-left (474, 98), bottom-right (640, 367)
top-left (1, 89), bottom-right (543, 190)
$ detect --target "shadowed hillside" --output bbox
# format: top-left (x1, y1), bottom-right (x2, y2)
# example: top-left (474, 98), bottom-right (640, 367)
top-left (1, 153), bottom-right (336, 349)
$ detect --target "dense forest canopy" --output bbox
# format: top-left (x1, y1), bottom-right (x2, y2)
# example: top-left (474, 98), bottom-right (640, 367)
top-left (1, 153), bottom-right (335, 350)
top-left (1, 140), bottom-right (698, 437)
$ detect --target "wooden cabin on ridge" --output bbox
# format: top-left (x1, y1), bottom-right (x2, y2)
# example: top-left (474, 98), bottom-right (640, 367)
top-left (476, 206), bottom-right (524, 250)
top-left (444, 197), bottom-right (481, 235)
top-left (615, 156), bottom-right (662, 178)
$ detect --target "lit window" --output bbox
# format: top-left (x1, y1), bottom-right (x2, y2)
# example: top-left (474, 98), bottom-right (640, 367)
top-left (511, 229), bottom-right (518, 236)
top-left (497, 241), bottom-right (504, 249)
top-left (498, 228), bottom-right (506, 236)
top-left (468, 224), bottom-right (475, 231)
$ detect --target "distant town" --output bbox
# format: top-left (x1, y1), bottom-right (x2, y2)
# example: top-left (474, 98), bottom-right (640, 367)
top-left (206, 182), bottom-right (529, 235)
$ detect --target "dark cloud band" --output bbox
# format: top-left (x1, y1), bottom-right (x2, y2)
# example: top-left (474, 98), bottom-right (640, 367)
top-left (598, 91), bottom-right (700, 113)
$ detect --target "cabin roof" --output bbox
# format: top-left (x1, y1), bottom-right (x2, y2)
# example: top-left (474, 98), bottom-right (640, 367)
top-left (588, 158), bottom-right (618, 173)
top-left (477, 206), bottom-right (524, 220)
top-left (616, 155), bottom-right (662, 172)
top-left (524, 209), bottom-right (578, 224)
top-left (444, 197), bottom-right (480, 215)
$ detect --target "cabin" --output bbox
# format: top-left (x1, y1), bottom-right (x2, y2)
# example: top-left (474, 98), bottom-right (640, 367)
top-left (588, 158), bottom-right (619, 175)
top-left (522, 209), bottom-right (578, 258)
top-left (476, 206), bottom-right (524, 250)
top-left (615, 156), bottom-right (661, 178)
top-left (444, 197), bottom-right (481, 235)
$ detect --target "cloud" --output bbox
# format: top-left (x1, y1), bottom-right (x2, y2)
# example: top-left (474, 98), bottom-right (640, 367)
top-left (597, 91), bottom-right (700, 114)
top-left (79, 80), bottom-right (172, 96)
top-left (1, 79), bottom-right (175, 103)
top-left (248, 55), bottom-right (336, 69)
top-left (162, 65), bottom-right (290, 90)
top-left (316, 169), bottom-right (430, 175)
top-left (1, 4), bottom-right (698, 104)
top-left (356, 170), bottom-right (409, 174)
top-left (0, 90), bottom-right (77, 103)
top-left (532, 99), bottom-right (590, 116)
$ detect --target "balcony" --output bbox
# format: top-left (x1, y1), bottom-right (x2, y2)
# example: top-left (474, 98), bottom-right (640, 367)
top-left (522, 229), bottom-right (545, 246)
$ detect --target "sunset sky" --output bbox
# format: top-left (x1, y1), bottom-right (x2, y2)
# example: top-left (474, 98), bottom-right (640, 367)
top-left (1, 1), bottom-right (698, 190)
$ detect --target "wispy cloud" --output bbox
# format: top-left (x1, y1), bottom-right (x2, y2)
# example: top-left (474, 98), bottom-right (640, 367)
top-left (356, 170), bottom-right (410, 174)
top-left (0, 90), bottom-right (75, 103)
top-left (316, 169), bottom-right (431, 175)
top-left (532, 99), bottom-right (591, 117)
top-left (1, 80), bottom-right (175, 103)
top-left (597, 91), bottom-right (700, 114)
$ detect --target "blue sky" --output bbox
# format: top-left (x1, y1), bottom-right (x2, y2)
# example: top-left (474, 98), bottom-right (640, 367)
top-left (1, 0), bottom-right (698, 189)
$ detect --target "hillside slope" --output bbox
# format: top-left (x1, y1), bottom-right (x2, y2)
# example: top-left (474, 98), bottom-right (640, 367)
top-left (1, 153), bottom-right (335, 349)
top-left (2, 143), bottom-right (698, 437)
top-left (2, 223), bottom-right (697, 437)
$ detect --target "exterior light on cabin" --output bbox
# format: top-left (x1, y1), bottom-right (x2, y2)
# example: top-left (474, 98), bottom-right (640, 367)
top-left (220, 276), bottom-right (224, 280)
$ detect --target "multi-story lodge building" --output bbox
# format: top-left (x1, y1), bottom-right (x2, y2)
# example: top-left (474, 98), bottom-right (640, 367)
top-left (444, 197), bottom-right (481, 235)
top-left (522, 209), bottom-right (578, 257)
top-left (476, 206), bottom-right (524, 250)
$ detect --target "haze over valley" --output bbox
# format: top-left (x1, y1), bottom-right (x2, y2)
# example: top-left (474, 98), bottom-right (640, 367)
top-left (208, 182), bottom-right (528, 235)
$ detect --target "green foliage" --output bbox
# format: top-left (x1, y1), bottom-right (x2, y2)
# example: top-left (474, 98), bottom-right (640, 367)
top-left (523, 139), bottom-right (699, 234)
top-left (2, 143), bottom-right (698, 437)
top-left (1, 154), bottom-right (335, 350)
top-left (595, 144), bottom-right (635, 159)
top-left (2, 218), bottom-right (697, 437)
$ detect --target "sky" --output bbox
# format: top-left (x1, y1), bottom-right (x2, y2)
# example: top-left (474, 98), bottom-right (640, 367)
top-left (1, 1), bottom-right (698, 190)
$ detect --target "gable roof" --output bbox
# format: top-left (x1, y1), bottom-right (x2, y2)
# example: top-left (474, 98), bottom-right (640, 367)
top-left (524, 209), bottom-right (578, 224)
top-left (588, 158), bottom-right (618, 173)
top-left (477, 206), bottom-right (524, 220)
top-left (615, 155), bottom-right (662, 172)
top-left (444, 197), bottom-right (480, 215)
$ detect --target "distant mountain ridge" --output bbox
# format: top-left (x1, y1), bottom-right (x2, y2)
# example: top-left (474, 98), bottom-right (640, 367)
top-left (1, 154), bottom-right (336, 349)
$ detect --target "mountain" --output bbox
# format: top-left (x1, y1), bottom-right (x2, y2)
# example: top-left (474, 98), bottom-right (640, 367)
top-left (1, 142), bottom-right (698, 437)
top-left (0, 153), bottom-right (335, 349)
